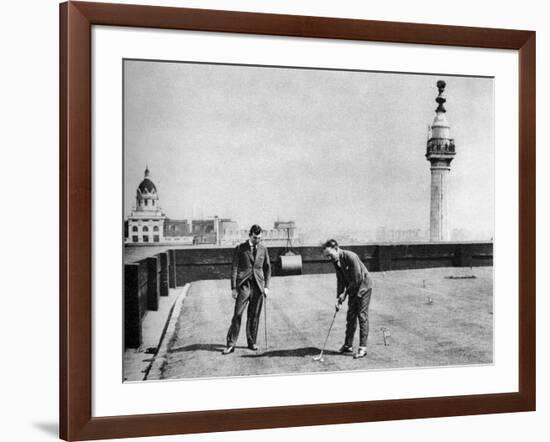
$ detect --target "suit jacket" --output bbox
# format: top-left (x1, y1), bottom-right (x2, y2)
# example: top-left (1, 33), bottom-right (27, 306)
top-left (333, 249), bottom-right (373, 297)
top-left (231, 241), bottom-right (271, 292)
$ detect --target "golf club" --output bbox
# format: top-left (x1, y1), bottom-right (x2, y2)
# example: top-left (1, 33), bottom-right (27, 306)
top-left (313, 303), bottom-right (341, 362)
top-left (263, 292), bottom-right (268, 350)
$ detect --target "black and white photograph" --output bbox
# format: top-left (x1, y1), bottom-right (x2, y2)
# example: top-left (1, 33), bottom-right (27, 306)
top-left (122, 59), bottom-right (494, 382)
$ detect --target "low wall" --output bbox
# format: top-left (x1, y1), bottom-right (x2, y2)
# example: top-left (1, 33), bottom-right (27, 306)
top-left (173, 242), bottom-right (493, 286)
top-left (124, 250), bottom-right (175, 349)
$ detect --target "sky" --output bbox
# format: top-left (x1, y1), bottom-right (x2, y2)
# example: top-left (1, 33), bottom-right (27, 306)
top-left (123, 59), bottom-right (494, 238)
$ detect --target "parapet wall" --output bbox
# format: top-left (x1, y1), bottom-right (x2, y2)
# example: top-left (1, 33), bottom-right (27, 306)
top-left (173, 242), bottom-right (493, 286)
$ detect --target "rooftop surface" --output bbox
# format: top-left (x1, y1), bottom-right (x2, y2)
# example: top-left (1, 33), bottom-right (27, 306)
top-left (157, 267), bottom-right (493, 380)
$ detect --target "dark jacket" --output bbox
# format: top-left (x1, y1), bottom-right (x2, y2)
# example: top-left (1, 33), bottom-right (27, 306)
top-left (333, 249), bottom-right (373, 297)
top-left (231, 241), bottom-right (271, 292)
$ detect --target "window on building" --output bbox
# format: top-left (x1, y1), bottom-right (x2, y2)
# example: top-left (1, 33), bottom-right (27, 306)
top-left (143, 226), bottom-right (149, 232)
top-left (143, 235), bottom-right (149, 243)
top-left (153, 235), bottom-right (160, 242)
top-left (132, 226), bottom-right (138, 232)
top-left (132, 235), bottom-right (138, 242)
top-left (153, 226), bottom-right (159, 232)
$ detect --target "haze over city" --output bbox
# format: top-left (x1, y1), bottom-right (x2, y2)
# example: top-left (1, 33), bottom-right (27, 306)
top-left (124, 59), bottom-right (494, 241)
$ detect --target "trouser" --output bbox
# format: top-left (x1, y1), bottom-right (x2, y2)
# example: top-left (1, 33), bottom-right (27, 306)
top-left (226, 279), bottom-right (264, 347)
top-left (344, 288), bottom-right (372, 348)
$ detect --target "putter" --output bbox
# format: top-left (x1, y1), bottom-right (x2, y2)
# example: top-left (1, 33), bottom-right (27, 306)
top-left (313, 304), bottom-right (340, 362)
top-left (263, 293), bottom-right (268, 350)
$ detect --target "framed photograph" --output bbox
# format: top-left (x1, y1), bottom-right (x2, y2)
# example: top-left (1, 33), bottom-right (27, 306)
top-left (60, 1), bottom-right (535, 440)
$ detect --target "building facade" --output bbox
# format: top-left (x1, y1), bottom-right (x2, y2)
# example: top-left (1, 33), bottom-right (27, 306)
top-left (125, 168), bottom-right (299, 246)
top-left (220, 220), bottom-right (300, 247)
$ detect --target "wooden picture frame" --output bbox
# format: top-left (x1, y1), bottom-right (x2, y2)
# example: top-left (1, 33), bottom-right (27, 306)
top-left (60, 1), bottom-right (535, 440)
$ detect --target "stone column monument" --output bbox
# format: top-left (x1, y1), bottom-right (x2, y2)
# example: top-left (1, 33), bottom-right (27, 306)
top-left (426, 81), bottom-right (456, 241)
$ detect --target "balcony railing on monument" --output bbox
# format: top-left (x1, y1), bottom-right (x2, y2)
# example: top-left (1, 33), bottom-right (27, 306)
top-left (427, 138), bottom-right (456, 155)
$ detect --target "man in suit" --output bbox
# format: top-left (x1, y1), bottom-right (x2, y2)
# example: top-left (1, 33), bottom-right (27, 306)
top-left (322, 239), bottom-right (373, 359)
top-left (222, 224), bottom-right (271, 355)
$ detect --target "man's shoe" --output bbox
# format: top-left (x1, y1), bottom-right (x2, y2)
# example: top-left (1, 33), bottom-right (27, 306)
top-left (248, 344), bottom-right (259, 351)
top-left (354, 347), bottom-right (367, 359)
top-left (221, 346), bottom-right (235, 355)
top-left (339, 345), bottom-right (354, 354)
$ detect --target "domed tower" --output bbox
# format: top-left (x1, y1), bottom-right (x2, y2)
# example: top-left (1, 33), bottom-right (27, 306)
top-left (136, 166), bottom-right (159, 212)
top-left (127, 167), bottom-right (165, 243)
top-left (426, 80), bottom-right (456, 242)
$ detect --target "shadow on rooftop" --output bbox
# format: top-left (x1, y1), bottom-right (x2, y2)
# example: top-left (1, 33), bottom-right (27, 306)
top-left (170, 343), bottom-right (248, 354)
top-left (240, 346), bottom-right (342, 358)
